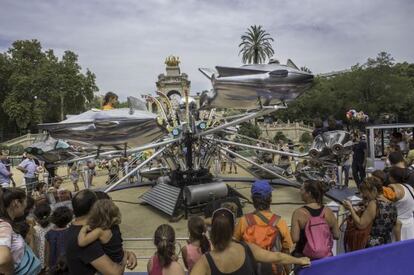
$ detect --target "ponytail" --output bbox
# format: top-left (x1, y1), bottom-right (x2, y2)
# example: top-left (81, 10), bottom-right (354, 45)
top-left (154, 224), bottom-right (176, 267)
top-left (188, 216), bottom-right (211, 254)
top-left (34, 203), bottom-right (51, 228)
top-left (200, 233), bottom-right (211, 254)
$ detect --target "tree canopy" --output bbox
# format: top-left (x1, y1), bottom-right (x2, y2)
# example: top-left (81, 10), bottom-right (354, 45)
top-left (277, 52), bottom-right (414, 124)
top-left (0, 40), bottom-right (98, 139)
top-left (239, 25), bottom-right (275, 64)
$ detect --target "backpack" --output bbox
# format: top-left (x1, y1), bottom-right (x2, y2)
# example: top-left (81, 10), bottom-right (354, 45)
top-left (242, 211), bottom-right (285, 275)
top-left (302, 207), bottom-right (333, 259)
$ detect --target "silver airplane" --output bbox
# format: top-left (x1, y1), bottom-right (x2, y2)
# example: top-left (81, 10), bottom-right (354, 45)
top-left (199, 59), bottom-right (314, 109)
top-left (39, 108), bottom-right (167, 148)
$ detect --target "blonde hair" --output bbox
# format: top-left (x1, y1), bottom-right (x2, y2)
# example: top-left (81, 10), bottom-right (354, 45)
top-left (87, 199), bottom-right (121, 230)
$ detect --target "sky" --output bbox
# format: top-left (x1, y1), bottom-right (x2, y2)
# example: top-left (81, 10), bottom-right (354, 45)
top-left (1, 0), bottom-right (413, 100)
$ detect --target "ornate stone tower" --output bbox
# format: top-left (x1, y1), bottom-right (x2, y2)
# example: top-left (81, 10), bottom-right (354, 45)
top-left (156, 56), bottom-right (191, 108)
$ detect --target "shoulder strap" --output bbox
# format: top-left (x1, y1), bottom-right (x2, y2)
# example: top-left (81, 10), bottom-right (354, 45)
top-left (254, 211), bottom-right (270, 224)
top-left (402, 184), bottom-right (414, 201)
top-left (205, 253), bottom-right (221, 275)
top-left (238, 241), bottom-right (258, 275)
top-left (245, 213), bottom-right (256, 226)
top-left (268, 214), bottom-right (280, 227)
top-left (319, 207), bottom-right (326, 218)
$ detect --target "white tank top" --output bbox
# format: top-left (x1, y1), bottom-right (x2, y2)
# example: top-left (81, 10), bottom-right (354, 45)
top-left (395, 184), bottom-right (414, 221)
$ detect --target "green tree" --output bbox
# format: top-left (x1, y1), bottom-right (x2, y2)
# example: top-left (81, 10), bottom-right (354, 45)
top-left (273, 131), bottom-right (287, 143)
top-left (238, 122), bottom-right (262, 139)
top-left (239, 25), bottom-right (274, 64)
top-left (0, 39), bottom-right (99, 136)
top-left (277, 52), bottom-right (414, 123)
top-left (300, 132), bottom-right (313, 144)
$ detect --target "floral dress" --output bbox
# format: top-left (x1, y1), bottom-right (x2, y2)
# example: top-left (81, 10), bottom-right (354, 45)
top-left (34, 224), bottom-right (53, 268)
top-left (367, 199), bottom-right (397, 247)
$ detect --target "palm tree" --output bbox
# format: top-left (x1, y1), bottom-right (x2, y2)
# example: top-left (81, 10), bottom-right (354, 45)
top-left (239, 25), bottom-right (274, 64)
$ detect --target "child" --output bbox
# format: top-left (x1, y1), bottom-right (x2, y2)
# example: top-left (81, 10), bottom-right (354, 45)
top-left (181, 216), bottom-right (211, 272)
top-left (69, 164), bottom-right (80, 192)
top-left (48, 177), bottom-right (71, 203)
top-left (45, 206), bottom-right (73, 271)
top-left (32, 181), bottom-right (48, 205)
top-left (33, 203), bottom-right (53, 272)
top-left (77, 199), bottom-right (124, 263)
top-left (148, 224), bottom-right (185, 275)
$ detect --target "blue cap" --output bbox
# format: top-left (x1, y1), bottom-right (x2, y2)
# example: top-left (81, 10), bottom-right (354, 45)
top-left (251, 180), bottom-right (272, 197)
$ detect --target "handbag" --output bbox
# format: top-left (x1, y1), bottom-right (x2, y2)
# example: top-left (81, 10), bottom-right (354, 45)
top-left (14, 244), bottom-right (42, 275)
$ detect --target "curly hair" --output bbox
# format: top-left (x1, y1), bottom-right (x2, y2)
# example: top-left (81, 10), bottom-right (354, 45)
top-left (87, 199), bottom-right (121, 230)
top-left (154, 224), bottom-right (176, 267)
top-left (252, 194), bottom-right (271, 211)
top-left (51, 206), bottom-right (73, 228)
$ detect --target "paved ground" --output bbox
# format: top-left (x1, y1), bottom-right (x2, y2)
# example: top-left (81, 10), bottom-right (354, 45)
top-left (10, 161), bottom-right (348, 272)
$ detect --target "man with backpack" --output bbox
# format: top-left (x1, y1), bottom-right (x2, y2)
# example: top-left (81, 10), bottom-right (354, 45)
top-left (234, 180), bottom-right (293, 275)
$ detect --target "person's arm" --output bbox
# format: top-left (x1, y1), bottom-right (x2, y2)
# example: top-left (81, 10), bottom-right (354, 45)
top-left (78, 225), bottom-right (104, 247)
top-left (394, 220), bottom-right (402, 242)
top-left (124, 250), bottom-right (137, 270)
top-left (276, 219), bottom-right (293, 253)
top-left (233, 217), bottom-right (246, 241)
top-left (325, 208), bottom-right (340, 240)
top-left (290, 209), bottom-right (301, 243)
top-left (16, 165), bottom-right (27, 173)
top-left (45, 239), bottom-right (50, 272)
top-left (17, 159), bottom-right (28, 173)
top-left (90, 254), bottom-right (126, 275)
top-left (343, 200), bottom-right (376, 229)
top-left (0, 164), bottom-right (11, 177)
top-left (248, 243), bottom-right (310, 266)
top-left (181, 245), bottom-right (189, 269)
top-left (0, 246), bottom-right (13, 275)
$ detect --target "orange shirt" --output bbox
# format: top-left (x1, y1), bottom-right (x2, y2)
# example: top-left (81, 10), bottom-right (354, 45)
top-left (383, 186), bottom-right (396, 201)
top-left (233, 210), bottom-right (293, 252)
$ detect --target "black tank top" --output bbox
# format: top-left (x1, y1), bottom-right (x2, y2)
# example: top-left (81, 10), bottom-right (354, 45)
top-left (293, 206), bottom-right (324, 256)
top-left (205, 241), bottom-right (256, 275)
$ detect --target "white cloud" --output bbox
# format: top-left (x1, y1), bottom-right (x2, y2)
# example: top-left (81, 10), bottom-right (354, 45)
top-left (0, 0), bottom-right (413, 99)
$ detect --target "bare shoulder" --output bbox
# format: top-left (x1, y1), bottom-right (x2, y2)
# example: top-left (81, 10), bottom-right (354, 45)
top-left (324, 207), bottom-right (335, 216)
top-left (292, 207), bottom-right (307, 220)
top-left (190, 255), bottom-right (209, 275)
top-left (167, 261), bottom-right (185, 275)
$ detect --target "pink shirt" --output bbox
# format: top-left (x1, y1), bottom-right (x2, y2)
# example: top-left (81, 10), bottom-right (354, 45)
top-left (0, 219), bottom-right (25, 266)
top-left (184, 243), bottom-right (203, 272)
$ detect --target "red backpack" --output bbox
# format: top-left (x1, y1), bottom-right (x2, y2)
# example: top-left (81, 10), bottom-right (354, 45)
top-left (302, 207), bottom-right (333, 259)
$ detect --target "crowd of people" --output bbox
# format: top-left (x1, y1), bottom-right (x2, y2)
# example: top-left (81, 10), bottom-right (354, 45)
top-left (2, 158), bottom-right (413, 275)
